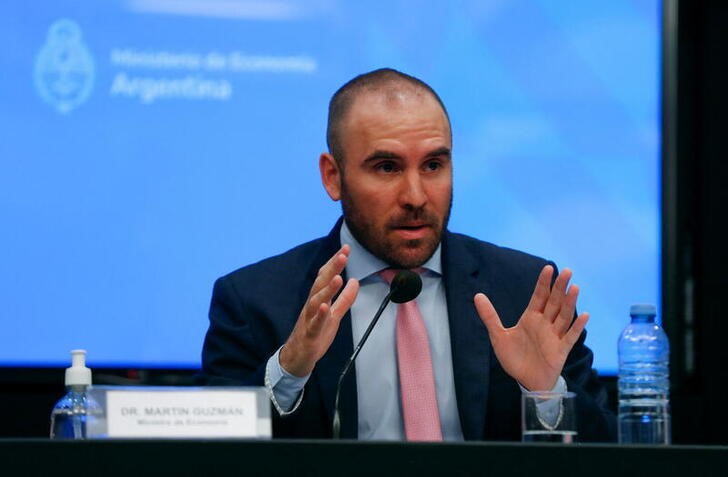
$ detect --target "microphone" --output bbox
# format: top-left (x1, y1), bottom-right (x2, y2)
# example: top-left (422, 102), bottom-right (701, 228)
top-left (332, 269), bottom-right (422, 439)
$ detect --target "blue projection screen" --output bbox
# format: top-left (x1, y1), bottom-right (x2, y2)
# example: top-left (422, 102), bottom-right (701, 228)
top-left (0, 1), bottom-right (660, 373)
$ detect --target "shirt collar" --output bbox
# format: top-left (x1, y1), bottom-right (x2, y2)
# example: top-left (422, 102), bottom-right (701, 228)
top-left (340, 219), bottom-right (442, 281)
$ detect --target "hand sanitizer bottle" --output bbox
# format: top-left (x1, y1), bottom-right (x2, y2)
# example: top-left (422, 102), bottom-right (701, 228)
top-left (50, 350), bottom-right (92, 439)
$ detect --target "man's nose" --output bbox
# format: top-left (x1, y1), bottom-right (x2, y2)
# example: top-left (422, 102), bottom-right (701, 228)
top-left (398, 171), bottom-right (427, 209)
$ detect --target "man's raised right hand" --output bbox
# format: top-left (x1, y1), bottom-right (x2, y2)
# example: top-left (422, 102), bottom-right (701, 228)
top-left (279, 245), bottom-right (359, 377)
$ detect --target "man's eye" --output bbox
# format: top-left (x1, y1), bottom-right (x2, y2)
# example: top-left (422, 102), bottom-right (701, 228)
top-left (426, 161), bottom-right (441, 171)
top-left (377, 162), bottom-right (396, 173)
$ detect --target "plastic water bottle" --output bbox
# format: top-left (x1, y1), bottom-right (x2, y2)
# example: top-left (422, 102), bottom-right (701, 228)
top-left (617, 304), bottom-right (670, 444)
top-left (50, 349), bottom-right (92, 439)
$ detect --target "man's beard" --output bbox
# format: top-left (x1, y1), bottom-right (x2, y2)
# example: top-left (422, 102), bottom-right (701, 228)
top-left (340, 183), bottom-right (452, 270)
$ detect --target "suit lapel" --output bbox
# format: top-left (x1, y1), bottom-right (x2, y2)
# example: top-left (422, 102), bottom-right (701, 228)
top-left (309, 218), bottom-right (358, 438)
top-left (442, 231), bottom-right (493, 440)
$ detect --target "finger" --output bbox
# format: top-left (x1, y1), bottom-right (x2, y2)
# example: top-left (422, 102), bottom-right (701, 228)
top-left (525, 265), bottom-right (554, 313)
top-left (564, 312), bottom-right (589, 349)
top-left (474, 293), bottom-right (506, 341)
top-left (309, 279), bottom-right (359, 336)
top-left (330, 278), bottom-right (360, 320)
top-left (313, 246), bottom-right (349, 288)
top-left (543, 268), bottom-right (572, 322)
top-left (554, 284), bottom-right (579, 336)
top-left (307, 302), bottom-right (332, 336)
top-left (309, 245), bottom-right (350, 297)
top-left (305, 274), bottom-right (344, 320)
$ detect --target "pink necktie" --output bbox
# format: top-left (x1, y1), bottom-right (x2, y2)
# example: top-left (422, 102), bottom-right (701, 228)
top-left (380, 269), bottom-right (443, 441)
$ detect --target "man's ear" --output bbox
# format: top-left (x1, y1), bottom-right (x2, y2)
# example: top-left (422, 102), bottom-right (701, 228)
top-left (319, 152), bottom-right (342, 201)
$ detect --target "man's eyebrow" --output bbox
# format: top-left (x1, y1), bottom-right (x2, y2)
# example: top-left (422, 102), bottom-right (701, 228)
top-left (426, 146), bottom-right (452, 158)
top-left (363, 147), bottom-right (452, 163)
top-left (363, 150), bottom-right (401, 162)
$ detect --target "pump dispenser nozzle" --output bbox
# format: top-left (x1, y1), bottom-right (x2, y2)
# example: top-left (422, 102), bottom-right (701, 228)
top-left (65, 349), bottom-right (92, 387)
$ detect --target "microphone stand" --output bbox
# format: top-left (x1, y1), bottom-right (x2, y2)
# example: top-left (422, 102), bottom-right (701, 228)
top-left (332, 289), bottom-right (394, 439)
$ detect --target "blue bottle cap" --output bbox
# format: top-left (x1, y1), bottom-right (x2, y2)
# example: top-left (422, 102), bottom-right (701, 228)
top-left (630, 304), bottom-right (657, 317)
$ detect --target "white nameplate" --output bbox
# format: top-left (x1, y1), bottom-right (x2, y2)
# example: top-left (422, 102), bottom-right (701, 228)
top-left (87, 386), bottom-right (271, 439)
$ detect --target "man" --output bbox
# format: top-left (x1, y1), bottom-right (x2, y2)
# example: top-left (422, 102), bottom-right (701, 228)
top-left (202, 68), bottom-right (616, 442)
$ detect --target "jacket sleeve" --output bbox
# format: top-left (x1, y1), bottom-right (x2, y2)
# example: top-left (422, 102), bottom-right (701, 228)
top-left (200, 275), bottom-right (269, 387)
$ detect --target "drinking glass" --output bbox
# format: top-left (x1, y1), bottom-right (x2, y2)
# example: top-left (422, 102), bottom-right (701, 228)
top-left (521, 390), bottom-right (577, 443)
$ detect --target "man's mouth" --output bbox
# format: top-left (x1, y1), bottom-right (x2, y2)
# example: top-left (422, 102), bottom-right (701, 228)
top-left (391, 223), bottom-right (431, 239)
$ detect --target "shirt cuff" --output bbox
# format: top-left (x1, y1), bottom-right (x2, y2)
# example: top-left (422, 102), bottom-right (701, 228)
top-left (518, 375), bottom-right (567, 394)
top-left (264, 347), bottom-right (310, 416)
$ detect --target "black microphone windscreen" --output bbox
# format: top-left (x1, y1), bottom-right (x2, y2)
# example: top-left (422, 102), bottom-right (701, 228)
top-left (390, 270), bottom-right (423, 303)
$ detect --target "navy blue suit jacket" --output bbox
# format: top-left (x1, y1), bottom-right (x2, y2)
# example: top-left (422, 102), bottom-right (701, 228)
top-left (201, 220), bottom-right (616, 441)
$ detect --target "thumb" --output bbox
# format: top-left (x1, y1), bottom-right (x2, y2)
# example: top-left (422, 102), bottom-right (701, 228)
top-left (474, 293), bottom-right (505, 337)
